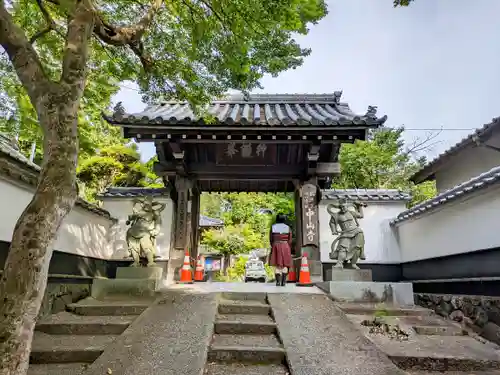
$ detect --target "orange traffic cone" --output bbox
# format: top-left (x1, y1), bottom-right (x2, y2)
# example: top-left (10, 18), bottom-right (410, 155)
top-left (194, 256), bottom-right (205, 282)
top-left (297, 254), bottom-right (313, 287)
top-left (287, 264), bottom-right (297, 283)
top-left (178, 250), bottom-right (193, 284)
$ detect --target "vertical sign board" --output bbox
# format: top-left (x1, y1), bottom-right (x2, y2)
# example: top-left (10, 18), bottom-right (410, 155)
top-left (301, 183), bottom-right (319, 248)
top-left (174, 191), bottom-right (188, 249)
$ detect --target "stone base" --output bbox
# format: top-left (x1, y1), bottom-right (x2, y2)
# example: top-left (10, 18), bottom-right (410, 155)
top-left (116, 266), bottom-right (163, 281)
top-left (91, 279), bottom-right (157, 299)
top-left (317, 281), bottom-right (414, 306)
top-left (330, 268), bottom-right (372, 282)
top-left (91, 266), bottom-right (163, 299)
top-left (308, 260), bottom-right (323, 283)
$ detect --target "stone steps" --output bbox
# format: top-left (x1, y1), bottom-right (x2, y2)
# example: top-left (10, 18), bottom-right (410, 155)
top-left (214, 315), bottom-right (277, 334)
top-left (344, 307), bottom-right (500, 372)
top-left (36, 312), bottom-right (135, 335)
top-left (204, 362), bottom-right (289, 375)
top-left (28, 363), bottom-right (89, 375)
top-left (29, 295), bottom-right (154, 374)
top-left (30, 333), bottom-right (118, 363)
top-left (386, 335), bottom-right (500, 372)
top-left (337, 303), bottom-right (433, 317)
top-left (67, 297), bottom-right (151, 316)
top-left (206, 293), bottom-right (288, 373)
top-left (217, 300), bottom-right (271, 315)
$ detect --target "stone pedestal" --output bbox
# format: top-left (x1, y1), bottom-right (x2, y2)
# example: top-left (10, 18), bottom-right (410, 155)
top-left (116, 266), bottom-right (163, 281)
top-left (329, 268), bottom-right (372, 282)
top-left (308, 260), bottom-right (323, 283)
top-left (91, 266), bottom-right (162, 299)
top-left (316, 281), bottom-right (414, 306)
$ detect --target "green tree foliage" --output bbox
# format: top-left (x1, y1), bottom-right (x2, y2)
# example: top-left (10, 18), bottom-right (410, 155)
top-left (0, 50), bottom-right (125, 164)
top-left (393, 0), bottom-right (414, 6)
top-left (215, 255), bottom-right (274, 282)
top-left (77, 144), bottom-right (163, 201)
top-left (199, 192), bottom-right (295, 257)
top-left (333, 127), bottom-right (437, 206)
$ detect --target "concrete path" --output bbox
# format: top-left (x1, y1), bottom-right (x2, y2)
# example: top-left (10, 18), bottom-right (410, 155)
top-left (81, 291), bottom-right (217, 375)
top-left (163, 281), bottom-right (324, 294)
top-left (268, 293), bottom-right (406, 375)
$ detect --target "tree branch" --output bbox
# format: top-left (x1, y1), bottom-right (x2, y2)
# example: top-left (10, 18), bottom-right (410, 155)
top-left (92, 0), bottom-right (162, 70)
top-left (61, 0), bottom-right (94, 88)
top-left (29, 0), bottom-right (62, 44)
top-left (93, 0), bottom-right (162, 45)
top-left (0, 0), bottom-right (50, 104)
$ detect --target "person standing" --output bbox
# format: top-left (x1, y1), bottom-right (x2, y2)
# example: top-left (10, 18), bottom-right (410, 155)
top-left (268, 214), bottom-right (293, 286)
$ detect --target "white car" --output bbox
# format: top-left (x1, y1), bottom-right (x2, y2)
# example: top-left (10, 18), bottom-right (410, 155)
top-left (244, 259), bottom-right (267, 283)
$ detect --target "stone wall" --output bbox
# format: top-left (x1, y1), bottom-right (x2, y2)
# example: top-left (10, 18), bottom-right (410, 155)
top-left (415, 293), bottom-right (500, 345)
top-left (38, 280), bottom-right (91, 319)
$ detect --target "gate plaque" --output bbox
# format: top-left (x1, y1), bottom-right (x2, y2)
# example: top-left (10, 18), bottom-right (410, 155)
top-left (216, 142), bottom-right (277, 166)
top-left (174, 190), bottom-right (188, 249)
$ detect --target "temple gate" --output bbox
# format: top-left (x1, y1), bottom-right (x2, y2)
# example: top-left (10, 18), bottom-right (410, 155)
top-left (105, 92), bottom-right (386, 280)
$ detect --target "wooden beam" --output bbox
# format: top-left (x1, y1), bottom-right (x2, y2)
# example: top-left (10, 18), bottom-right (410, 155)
top-left (306, 144), bottom-right (321, 177)
top-left (155, 162), bottom-right (305, 179)
top-left (316, 162), bottom-right (341, 176)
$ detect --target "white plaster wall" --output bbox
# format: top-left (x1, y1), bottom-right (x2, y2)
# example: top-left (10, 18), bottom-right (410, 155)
top-left (435, 131), bottom-right (500, 193)
top-left (102, 197), bottom-right (174, 260)
top-left (395, 185), bottom-right (500, 262)
top-left (0, 177), bottom-right (113, 259)
top-left (319, 201), bottom-right (406, 264)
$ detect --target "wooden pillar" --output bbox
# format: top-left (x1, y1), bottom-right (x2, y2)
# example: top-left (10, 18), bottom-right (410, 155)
top-left (190, 187), bottom-right (200, 261)
top-left (166, 176), bottom-right (192, 284)
top-left (293, 184), bottom-right (302, 257)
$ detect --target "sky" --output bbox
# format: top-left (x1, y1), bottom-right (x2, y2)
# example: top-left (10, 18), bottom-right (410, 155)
top-left (112, 0), bottom-right (500, 162)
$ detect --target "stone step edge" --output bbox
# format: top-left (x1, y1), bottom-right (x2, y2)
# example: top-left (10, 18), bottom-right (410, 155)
top-left (29, 349), bottom-right (104, 364)
top-left (35, 322), bottom-right (131, 335)
top-left (218, 300), bottom-right (270, 307)
top-left (209, 345), bottom-right (286, 354)
top-left (214, 320), bottom-right (277, 327)
top-left (389, 354), bottom-right (500, 371)
top-left (339, 306), bottom-right (433, 317)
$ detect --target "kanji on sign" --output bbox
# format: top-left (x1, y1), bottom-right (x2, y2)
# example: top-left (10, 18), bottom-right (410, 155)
top-left (301, 183), bottom-right (319, 247)
top-left (256, 143), bottom-right (267, 157)
top-left (225, 142), bottom-right (238, 158)
top-left (241, 143), bottom-right (253, 158)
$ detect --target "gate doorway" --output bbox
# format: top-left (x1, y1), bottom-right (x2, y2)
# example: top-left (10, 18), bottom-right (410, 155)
top-left (105, 93), bottom-right (386, 281)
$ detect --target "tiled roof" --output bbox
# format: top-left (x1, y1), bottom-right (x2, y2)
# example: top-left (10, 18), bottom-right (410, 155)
top-left (0, 134), bottom-right (111, 219)
top-left (104, 92), bottom-right (387, 127)
top-left (321, 189), bottom-right (411, 202)
top-left (199, 215), bottom-right (224, 227)
top-left (99, 187), bottom-right (170, 198)
top-left (0, 134), bottom-right (40, 171)
top-left (392, 165), bottom-right (500, 224)
top-left (410, 117), bottom-right (500, 183)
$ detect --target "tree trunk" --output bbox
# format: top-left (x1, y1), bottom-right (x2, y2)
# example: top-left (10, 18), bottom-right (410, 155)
top-left (0, 93), bottom-right (79, 375)
top-left (0, 1), bottom-right (93, 372)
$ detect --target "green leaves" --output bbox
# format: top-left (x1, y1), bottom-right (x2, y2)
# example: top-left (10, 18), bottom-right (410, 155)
top-left (76, 144), bottom-right (162, 201)
top-left (393, 0), bottom-right (414, 6)
top-left (333, 127), bottom-right (436, 207)
top-left (199, 192), bottom-right (295, 256)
